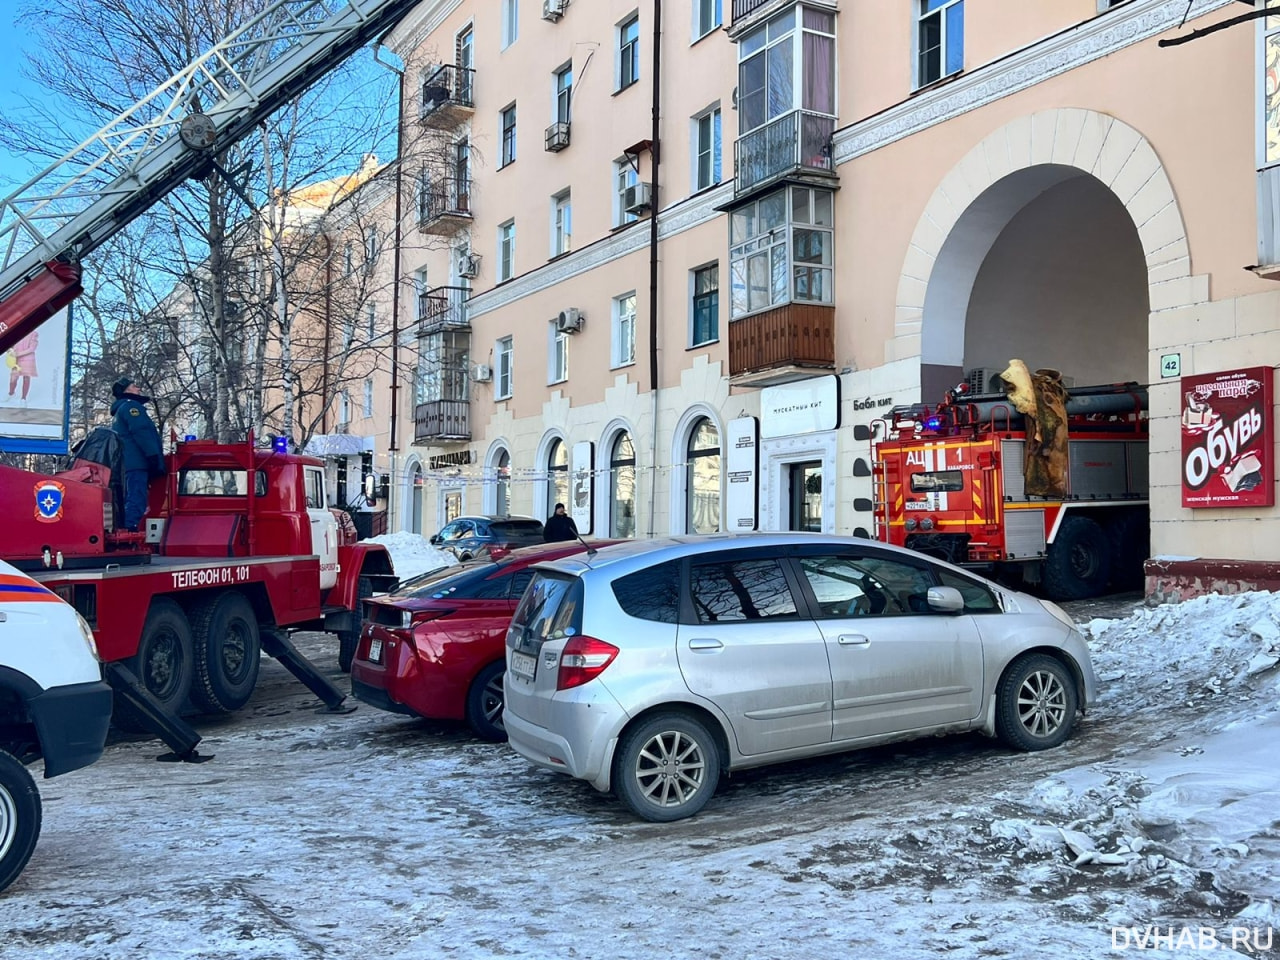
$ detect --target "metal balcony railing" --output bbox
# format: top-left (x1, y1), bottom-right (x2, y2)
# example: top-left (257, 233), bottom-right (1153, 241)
top-left (731, 0), bottom-right (775, 22)
top-left (420, 64), bottom-right (475, 119)
top-left (734, 109), bottom-right (836, 196)
top-left (417, 285), bottom-right (470, 336)
top-left (414, 399), bottom-right (470, 443)
top-left (418, 176), bottom-right (471, 229)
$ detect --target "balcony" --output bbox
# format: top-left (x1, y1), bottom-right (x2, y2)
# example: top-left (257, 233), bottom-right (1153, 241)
top-left (730, 0), bottom-right (836, 35)
top-left (728, 302), bottom-right (835, 386)
top-left (418, 176), bottom-right (471, 235)
top-left (419, 65), bottom-right (475, 126)
top-left (734, 110), bottom-right (836, 198)
top-left (417, 285), bottom-right (470, 337)
top-left (414, 400), bottom-right (470, 444)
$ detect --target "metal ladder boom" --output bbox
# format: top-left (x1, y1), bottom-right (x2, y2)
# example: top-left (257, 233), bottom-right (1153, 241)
top-left (0, 0), bottom-right (419, 354)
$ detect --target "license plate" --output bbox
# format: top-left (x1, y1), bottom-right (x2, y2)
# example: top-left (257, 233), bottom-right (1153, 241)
top-left (510, 650), bottom-right (537, 681)
top-left (368, 638), bottom-right (383, 663)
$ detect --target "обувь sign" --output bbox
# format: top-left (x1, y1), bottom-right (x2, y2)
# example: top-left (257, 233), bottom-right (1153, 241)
top-left (1180, 366), bottom-right (1274, 509)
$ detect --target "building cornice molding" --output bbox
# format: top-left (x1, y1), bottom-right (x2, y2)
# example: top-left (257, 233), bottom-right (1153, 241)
top-left (385, 0), bottom-right (465, 58)
top-left (467, 184), bottom-right (732, 317)
top-left (832, 0), bottom-right (1235, 166)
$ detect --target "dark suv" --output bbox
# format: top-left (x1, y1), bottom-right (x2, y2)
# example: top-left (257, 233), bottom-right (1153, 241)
top-left (430, 515), bottom-right (546, 561)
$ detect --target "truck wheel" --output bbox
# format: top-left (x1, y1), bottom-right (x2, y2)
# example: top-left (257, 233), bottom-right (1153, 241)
top-left (338, 576), bottom-right (373, 673)
top-left (1042, 516), bottom-right (1111, 601)
top-left (189, 592), bottom-right (262, 714)
top-left (465, 661), bottom-right (507, 742)
top-left (1108, 512), bottom-right (1149, 591)
top-left (0, 749), bottom-right (42, 895)
top-left (113, 598), bottom-right (195, 732)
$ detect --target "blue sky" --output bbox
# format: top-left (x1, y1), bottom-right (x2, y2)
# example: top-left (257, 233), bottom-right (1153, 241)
top-left (0, 16), bottom-right (45, 193)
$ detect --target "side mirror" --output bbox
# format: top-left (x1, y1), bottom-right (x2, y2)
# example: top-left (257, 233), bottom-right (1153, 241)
top-left (429, 534), bottom-right (442, 545)
top-left (853, 424), bottom-right (871, 442)
top-left (926, 586), bottom-right (965, 614)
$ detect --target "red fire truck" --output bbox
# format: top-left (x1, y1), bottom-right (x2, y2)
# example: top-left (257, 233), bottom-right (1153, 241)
top-left (857, 380), bottom-right (1149, 601)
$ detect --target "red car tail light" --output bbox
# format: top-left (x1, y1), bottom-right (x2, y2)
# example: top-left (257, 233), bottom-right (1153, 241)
top-left (557, 636), bottom-right (619, 690)
top-left (408, 608), bottom-right (455, 627)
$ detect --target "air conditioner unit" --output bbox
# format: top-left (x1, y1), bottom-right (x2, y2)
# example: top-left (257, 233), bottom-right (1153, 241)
top-left (542, 0), bottom-right (566, 21)
top-left (471, 363), bottom-right (492, 382)
top-left (457, 251), bottom-right (480, 279)
top-left (544, 121), bottom-right (571, 152)
top-left (555, 308), bottom-right (584, 334)
top-left (624, 182), bottom-right (653, 215)
top-left (964, 367), bottom-right (1004, 396)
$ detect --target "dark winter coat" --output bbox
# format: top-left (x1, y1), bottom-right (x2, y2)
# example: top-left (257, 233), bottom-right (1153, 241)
top-left (543, 512), bottom-right (579, 542)
top-left (110, 396), bottom-right (164, 474)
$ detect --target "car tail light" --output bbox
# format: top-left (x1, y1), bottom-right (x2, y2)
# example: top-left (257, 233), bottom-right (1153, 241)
top-left (404, 608), bottom-right (455, 628)
top-left (557, 636), bottom-right (619, 690)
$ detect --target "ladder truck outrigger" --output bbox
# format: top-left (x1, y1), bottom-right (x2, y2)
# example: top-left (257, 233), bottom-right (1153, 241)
top-left (857, 376), bottom-right (1149, 601)
top-left (0, 0), bottom-right (425, 774)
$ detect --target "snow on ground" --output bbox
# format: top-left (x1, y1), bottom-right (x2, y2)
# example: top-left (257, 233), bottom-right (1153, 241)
top-left (363, 531), bottom-right (457, 581)
top-left (2, 593), bottom-right (1279, 959)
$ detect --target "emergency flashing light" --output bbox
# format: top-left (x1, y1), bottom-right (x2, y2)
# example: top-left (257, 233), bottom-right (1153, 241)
top-left (183, 434), bottom-right (197, 442)
top-left (272, 435), bottom-right (289, 453)
top-left (924, 417), bottom-right (944, 431)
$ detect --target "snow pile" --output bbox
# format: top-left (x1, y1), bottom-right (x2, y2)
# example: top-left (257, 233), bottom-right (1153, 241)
top-left (363, 531), bottom-right (457, 580)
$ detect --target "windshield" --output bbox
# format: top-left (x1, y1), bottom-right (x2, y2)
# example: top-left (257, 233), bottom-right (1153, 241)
top-left (490, 520), bottom-right (544, 540)
top-left (392, 560), bottom-right (484, 598)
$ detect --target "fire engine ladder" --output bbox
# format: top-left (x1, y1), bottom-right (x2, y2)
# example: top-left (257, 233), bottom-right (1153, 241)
top-left (0, 0), bottom-right (421, 354)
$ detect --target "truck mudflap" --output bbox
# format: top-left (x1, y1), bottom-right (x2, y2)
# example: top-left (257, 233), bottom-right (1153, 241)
top-left (261, 631), bottom-right (356, 714)
top-left (104, 663), bottom-right (210, 763)
top-left (26, 679), bottom-right (113, 778)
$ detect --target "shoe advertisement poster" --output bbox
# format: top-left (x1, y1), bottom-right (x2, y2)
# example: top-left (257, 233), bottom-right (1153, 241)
top-left (1180, 365), bottom-right (1274, 509)
top-left (0, 307), bottom-right (72, 455)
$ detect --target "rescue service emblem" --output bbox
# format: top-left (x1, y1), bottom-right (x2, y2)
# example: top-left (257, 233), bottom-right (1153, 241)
top-left (35, 480), bottom-right (66, 523)
top-left (130, 407), bottom-right (140, 416)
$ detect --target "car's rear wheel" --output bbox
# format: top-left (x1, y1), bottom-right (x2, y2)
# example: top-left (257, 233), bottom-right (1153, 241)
top-left (614, 713), bottom-right (720, 822)
top-left (0, 749), bottom-right (41, 894)
top-left (995, 653), bottom-right (1078, 751)
top-left (465, 661), bottom-right (507, 742)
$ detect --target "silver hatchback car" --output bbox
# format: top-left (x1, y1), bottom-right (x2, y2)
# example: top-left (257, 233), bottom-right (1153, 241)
top-left (504, 534), bottom-right (1097, 822)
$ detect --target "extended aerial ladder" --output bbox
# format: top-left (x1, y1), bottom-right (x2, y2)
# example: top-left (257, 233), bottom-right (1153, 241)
top-left (0, 0), bottom-right (421, 355)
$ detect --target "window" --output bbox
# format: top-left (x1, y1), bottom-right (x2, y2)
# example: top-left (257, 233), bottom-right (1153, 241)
top-left (618, 14), bottom-right (640, 91)
top-left (691, 263), bottom-right (719, 347)
top-left (304, 468), bottom-right (324, 509)
top-left (686, 418), bottom-right (720, 534)
top-left (736, 9), bottom-right (836, 154)
top-left (547, 438), bottom-right (569, 515)
top-left (366, 302), bottom-right (377, 340)
top-left (364, 228), bottom-right (378, 269)
top-left (798, 554), bottom-right (938, 618)
top-left (609, 432), bottom-right (636, 538)
top-left (502, 0), bottom-right (518, 48)
top-left (494, 449), bottom-right (511, 515)
top-left (456, 25), bottom-right (474, 100)
top-left (498, 220), bottom-right (516, 282)
top-left (729, 185), bottom-right (833, 318)
top-left (694, 108), bottom-right (722, 191)
top-left (500, 104), bottom-right (517, 167)
top-left (934, 569), bottom-right (999, 613)
top-left (554, 64), bottom-right (573, 124)
top-left (363, 378), bottom-right (374, 418)
top-left (179, 469), bottom-right (268, 497)
top-left (614, 159), bottom-right (640, 226)
top-left (612, 292), bottom-right (636, 367)
top-left (917, 0), bottom-right (964, 87)
top-left (1265, 14), bottom-right (1280, 168)
top-left (339, 390), bottom-right (351, 425)
top-left (343, 240), bottom-right (354, 275)
top-left (418, 330), bottom-right (470, 403)
top-left (549, 321), bottom-right (568, 384)
top-left (552, 191), bottom-right (572, 257)
top-left (690, 558), bottom-right (798, 622)
top-left (496, 336), bottom-right (514, 399)
top-left (695, 0), bottom-right (722, 40)
top-left (612, 561), bottom-right (682, 622)
top-left (342, 314), bottom-right (355, 350)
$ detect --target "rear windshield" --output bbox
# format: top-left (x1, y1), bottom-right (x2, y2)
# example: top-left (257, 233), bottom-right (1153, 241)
top-left (490, 520), bottom-right (544, 540)
top-left (509, 572), bottom-right (581, 651)
top-left (393, 559), bottom-right (511, 600)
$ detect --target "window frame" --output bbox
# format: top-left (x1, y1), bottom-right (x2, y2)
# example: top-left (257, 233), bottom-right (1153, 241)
top-left (685, 417), bottom-right (721, 534)
top-left (612, 291), bottom-right (637, 369)
top-left (495, 336), bottom-right (514, 400)
top-left (693, 105), bottom-right (722, 192)
top-left (497, 219), bottom-right (516, 282)
top-left (548, 320), bottom-right (568, 384)
top-left (613, 159), bottom-right (640, 227)
top-left (915, 0), bottom-right (964, 89)
top-left (502, 0), bottom-right (519, 49)
top-left (690, 262), bottom-right (720, 347)
top-left (554, 63), bottom-right (573, 124)
top-left (617, 13), bottom-right (641, 91)
top-left (551, 189), bottom-right (572, 257)
top-left (693, 0), bottom-right (723, 42)
top-left (728, 185), bottom-right (834, 320)
top-left (499, 103), bottom-right (518, 168)
top-left (608, 431), bottom-right (637, 538)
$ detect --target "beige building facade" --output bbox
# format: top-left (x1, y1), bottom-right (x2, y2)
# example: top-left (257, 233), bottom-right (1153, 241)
top-left (383, 0), bottom-right (1280, 590)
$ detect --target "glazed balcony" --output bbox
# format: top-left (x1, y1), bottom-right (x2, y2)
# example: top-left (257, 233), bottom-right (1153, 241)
top-left (729, 0), bottom-right (837, 37)
top-left (419, 65), bottom-right (475, 126)
top-left (728, 302), bottom-right (835, 386)
top-left (417, 285), bottom-right (470, 337)
top-left (418, 176), bottom-right (471, 235)
top-left (413, 400), bottom-right (470, 444)
top-left (735, 109), bottom-right (836, 197)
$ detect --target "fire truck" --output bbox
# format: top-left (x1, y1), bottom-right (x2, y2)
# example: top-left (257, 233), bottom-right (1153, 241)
top-left (858, 380), bottom-right (1149, 601)
top-left (0, 0), bottom-right (425, 759)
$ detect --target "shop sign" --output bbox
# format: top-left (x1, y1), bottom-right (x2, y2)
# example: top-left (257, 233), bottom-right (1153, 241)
top-left (760, 376), bottom-right (840, 439)
top-left (1180, 366), bottom-right (1273, 509)
top-left (571, 441), bottom-right (594, 533)
top-left (725, 417), bottom-right (758, 531)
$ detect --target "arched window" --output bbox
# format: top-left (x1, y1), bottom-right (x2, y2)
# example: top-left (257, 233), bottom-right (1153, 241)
top-left (547, 438), bottom-right (568, 518)
top-left (609, 432), bottom-right (636, 538)
top-left (495, 449), bottom-right (510, 515)
top-left (686, 418), bottom-right (721, 534)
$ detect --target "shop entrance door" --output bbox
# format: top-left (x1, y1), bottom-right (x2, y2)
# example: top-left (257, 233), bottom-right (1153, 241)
top-left (788, 460), bottom-right (822, 532)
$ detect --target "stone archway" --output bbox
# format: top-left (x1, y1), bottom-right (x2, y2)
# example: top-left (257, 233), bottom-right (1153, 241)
top-left (894, 108), bottom-right (1206, 394)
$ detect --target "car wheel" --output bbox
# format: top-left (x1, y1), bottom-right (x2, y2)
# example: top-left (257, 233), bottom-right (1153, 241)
top-left (995, 653), bottom-right (1079, 751)
top-left (189, 591), bottom-right (261, 713)
top-left (113, 597), bottom-right (194, 732)
top-left (0, 749), bottom-right (41, 895)
top-left (614, 713), bottom-right (721, 822)
top-left (465, 661), bottom-right (507, 742)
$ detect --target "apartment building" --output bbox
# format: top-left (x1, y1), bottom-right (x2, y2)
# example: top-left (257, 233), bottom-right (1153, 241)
top-left (387, 0), bottom-right (1279, 590)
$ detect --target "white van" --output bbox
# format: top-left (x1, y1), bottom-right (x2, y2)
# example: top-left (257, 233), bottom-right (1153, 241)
top-left (0, 559), bottom-right (112, 893)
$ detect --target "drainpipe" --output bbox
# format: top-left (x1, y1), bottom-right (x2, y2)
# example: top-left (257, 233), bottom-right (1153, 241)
top-left (375, 42), bottom-right (405, 531)
top-left (646, 0), bottom-right (662, 538)
top-left (321, 234), bottom-right (333, 435)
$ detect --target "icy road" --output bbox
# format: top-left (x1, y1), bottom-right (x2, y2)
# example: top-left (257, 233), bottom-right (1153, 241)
top-left (2, 591), bottom-right (1279, 960)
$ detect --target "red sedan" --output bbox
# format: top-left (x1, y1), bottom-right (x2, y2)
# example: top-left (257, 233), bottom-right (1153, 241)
top-left (350, 539), bottom-right (620, 740)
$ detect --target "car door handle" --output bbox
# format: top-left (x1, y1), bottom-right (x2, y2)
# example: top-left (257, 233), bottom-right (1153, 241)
top-left (837, 634), bottom-right (870, 646)
top-left (687, 638), bottom-right (724, 651)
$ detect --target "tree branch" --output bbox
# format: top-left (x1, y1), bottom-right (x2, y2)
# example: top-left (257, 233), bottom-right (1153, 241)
top-left (1159, 4), bottom-right (1280, 47)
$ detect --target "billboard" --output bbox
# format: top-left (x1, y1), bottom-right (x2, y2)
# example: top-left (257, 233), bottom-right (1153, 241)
top-left (1180, 366), bottom-right (1274, 509)
top-left (0, 306), bottom-right (72, 454)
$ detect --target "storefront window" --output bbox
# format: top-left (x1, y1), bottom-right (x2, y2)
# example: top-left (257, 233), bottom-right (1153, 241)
top-left (547, 439), bottom-right (568, 517)
top-left (610, 432), bottom-right (636, 538)
top-left (686, 418), bottom-right (721, 534)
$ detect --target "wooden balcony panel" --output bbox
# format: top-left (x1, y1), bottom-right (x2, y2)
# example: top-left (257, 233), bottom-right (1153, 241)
top-left (728, 302), bottom-right (835, 380)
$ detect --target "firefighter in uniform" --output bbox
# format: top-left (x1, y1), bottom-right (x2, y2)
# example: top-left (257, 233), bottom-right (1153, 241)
top-left (110, 376), bottom-right (165, 531)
